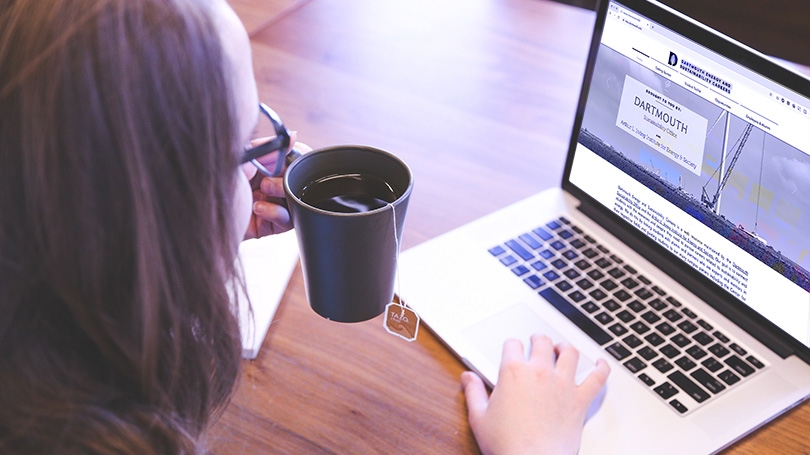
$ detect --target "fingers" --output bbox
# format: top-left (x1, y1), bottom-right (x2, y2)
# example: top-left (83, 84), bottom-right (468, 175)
top-left (259, 176), bottom-right (286, 198)
top-left (252, 201), bottom-right (293, 234)
top-left (528, 334), bottom-right (555, 369)
top-left (577, 358), bottom-right (611, 403)
top-left (461, 371), bottom-right (489, 425)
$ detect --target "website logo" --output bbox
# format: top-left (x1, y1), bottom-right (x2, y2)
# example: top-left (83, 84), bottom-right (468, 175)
top-left (668, 51), bottom-right (678, 66)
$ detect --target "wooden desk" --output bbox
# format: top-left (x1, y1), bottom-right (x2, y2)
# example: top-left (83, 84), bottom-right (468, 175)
top-left (212, 0), bottom-right (810, 452)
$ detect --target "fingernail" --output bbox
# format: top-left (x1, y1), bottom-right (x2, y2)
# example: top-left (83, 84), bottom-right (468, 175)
top-left (253, 202), bottom-right (265, 214)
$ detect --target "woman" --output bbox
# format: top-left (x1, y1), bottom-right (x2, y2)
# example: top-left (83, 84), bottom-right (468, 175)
top-left (0, 0), bottom-right (608, 453)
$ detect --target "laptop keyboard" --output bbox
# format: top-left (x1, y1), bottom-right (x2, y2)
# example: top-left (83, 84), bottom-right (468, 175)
top-left (488, 216), bottom-right (768, 416)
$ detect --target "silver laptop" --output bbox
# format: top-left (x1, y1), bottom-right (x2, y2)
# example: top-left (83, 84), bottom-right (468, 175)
top-left (399, 0), bottom-right (810, 452)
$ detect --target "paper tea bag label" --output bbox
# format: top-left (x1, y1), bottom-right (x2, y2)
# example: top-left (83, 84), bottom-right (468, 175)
top-left (383, 302), bottom-right (420, 342)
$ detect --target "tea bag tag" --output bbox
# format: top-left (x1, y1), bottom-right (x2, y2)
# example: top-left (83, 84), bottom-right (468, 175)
top-left (384, 298), bottom-right (420, 342)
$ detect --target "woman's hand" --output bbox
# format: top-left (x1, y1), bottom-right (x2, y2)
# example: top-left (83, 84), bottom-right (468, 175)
top-left (461, 335), bottom-right (610, 455)
top-left (243, 133), bottom-right (311, 239)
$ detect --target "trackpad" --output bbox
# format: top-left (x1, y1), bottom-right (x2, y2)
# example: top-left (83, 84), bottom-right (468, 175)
top-left (463, 303), bottom-right (596, 385)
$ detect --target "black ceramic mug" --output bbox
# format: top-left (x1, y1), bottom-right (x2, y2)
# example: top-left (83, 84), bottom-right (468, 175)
top-left (284, 145), bottom-right (413, 322)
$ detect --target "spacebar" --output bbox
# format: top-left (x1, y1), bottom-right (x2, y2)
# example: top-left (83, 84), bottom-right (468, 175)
top-left (539, 288), bottom-right (613, 346)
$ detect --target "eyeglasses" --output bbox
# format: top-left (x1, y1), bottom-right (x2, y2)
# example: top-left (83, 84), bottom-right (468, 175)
top-left (240, 103), bottom-right (297, 177)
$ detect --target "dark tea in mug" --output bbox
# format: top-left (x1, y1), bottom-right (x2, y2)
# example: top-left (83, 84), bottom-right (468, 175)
top-left (299, 173), bottom-right (398, 213)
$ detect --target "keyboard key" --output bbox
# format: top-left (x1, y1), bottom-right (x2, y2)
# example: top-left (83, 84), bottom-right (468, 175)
top-left (601, 279), bottom-right (618, 291)
top-left (610, 254), bottom-right (624, 264)
top-left (648, 298), bottom-right (668, 311)
top-left (582, 248), bottom-right (598, 258)
top-left (725, 355), bottom-right (755, 377)
top-left (608, 267), bottom-right (625, 278)
top-left (639, 373), bottom-right (655, 386)
top-left (681, 308), bottom-right (698, 319)
top-left (627, 300), bottom-right (646, 313)
top-left (581, 301), bottom-right (599, 313)
top-left (539, 249), bottom-right (555, 259)
top-left (539, 288), bottom-right (613, 345)
top-left (674, 356), bottom-right (696, 371)
top-left (651, 285), bottom-right (666, 296)
top-left (624, 357), bottom-right (647, 373)
top-left (596, 245), bottom-right (610, 254)
top-left (563, 269), bottom-right (581, 279)
top-left (500, 255), bottom-right (518, 266)
top-left (488, 245), bottom-right (506, 256)
top-left (702, 357), bottom-right (723, 372)
top-left (617, 310), bottom-right (635, 323)
top-left (558, 216), bottom-right (571, 225)
top-left (550, 240), bottom-right (565, 250)
top-left (666, 308), bottom-right (690, 326)
top-left (670, 334), bottom-right (691, 348)
top-left (574, 259), bottom-right (592, 270)
top-left (666, 296), bottom-right (682, 307)
top-left (629, 321), bottom-right (650, 334)
top-left (576, 278), bottom-right (594, 290)
top-left (546, 220), bottom-right (562, 230)
top-left (523, 275), bottom-right (544, 289)
top-left (555, 281), bottom-right (573, 292)
top-left (595, 312), bottom-right (614, 325)
top-left (620, 277), bottom-right (639, 289)
top-left (644, 332), bottom-right (665, 346)
top-left (637, 346), bottom-right (658, 360)
top-left (696, 319), bottom-right (713, 331)
top-left (747, 356), bottom-right (765, 369)
top-left (511, 265), bottom-right (530, 276)
top-left (653, 358), bottom-right (674, 373)
top-left (551, 258), bottom-right (567, 269)
top-left (686, 345), bottom-right (707, 360)
top-left (595, 258), bottom-right (612, 268)
top-left (677, 320), bottom-right (698, 333)
top-left (543, 270), bottom-right (560, 281)
top-left (530, 260), bottom-right (548, 271)
top-left (606, 342), bottom-right (632, 360)
top-left (505, 240), bottom-right (534, 261)
top-left (655, 322), bottom-right (676, 336)
top-left (708, 343), bottom-right (730, 358)
top-left (634, 288), bottom-right (654, 300)
top-left (609, 323), bottom-right (628, 336)
top-left (583, 234), bottom-right (597, 244)
top-left (614, 290), bottom-right (632, 301)
top-left (690, 368), bottom-right (726, 394)
top-left (692, 332), bottom-right (713, 346)
top-left (589, 288), bottom-right (608, 301)
top-left (670, 399), bottom-right (688, 414)
top-left (641, 311), bottom-right (661, 324)
top-left (602, 299), bottom-right (620, 312)
top-left (637, 275), bottom-right (652, 285)
top-left (729, 343), bottom-right (747, 356)
top-left (654, 382), bottom-right (678, 399)
top-left (660, 344), bottom-right (681, 358)
top-left (519, 233), bottom-right (543, 249)
top-left (532, 226), bottom-right (553, 240)
top-left (587, 269), bottom-right (605, 280)
top-left (718, 369), bottom-right (741, 386)
top-left (562, 249), bottom-right (578, 260)
top-left (623, 334), bottom-right (643, 349)
top-left (568, 290), bottom-right (586, 302)
top-left (713, 330), bottom-right (730, 343)
top-left (668, 371), bottom-right (710, 403)
top-left (559, 230), bottom-right (574, 239)
top-left (570, 238), bottom-right (586, 249)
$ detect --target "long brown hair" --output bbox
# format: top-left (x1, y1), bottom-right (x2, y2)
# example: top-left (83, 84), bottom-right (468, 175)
top-left (0, 0), bottom-right (244, 452)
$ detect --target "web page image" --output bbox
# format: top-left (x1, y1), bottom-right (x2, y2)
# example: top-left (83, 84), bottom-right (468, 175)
top-left (580, 44), bottom-right (810, 290)
top-left (570, 43), bottom-right (810, 344)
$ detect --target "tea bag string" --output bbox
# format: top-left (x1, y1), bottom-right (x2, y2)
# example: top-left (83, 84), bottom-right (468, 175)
top-left (389, 201), bottom-right (404, 317)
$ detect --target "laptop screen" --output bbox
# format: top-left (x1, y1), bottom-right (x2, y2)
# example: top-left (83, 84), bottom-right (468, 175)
top-left (567, 0), bottom-right (810, 348)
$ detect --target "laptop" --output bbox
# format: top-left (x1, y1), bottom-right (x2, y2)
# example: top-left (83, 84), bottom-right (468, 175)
top-left (399, 0), bottom-right (810, 453)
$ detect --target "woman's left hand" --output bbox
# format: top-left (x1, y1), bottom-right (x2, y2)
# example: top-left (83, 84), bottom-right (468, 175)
top-left (243, 133), bottom-right (311, 239)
